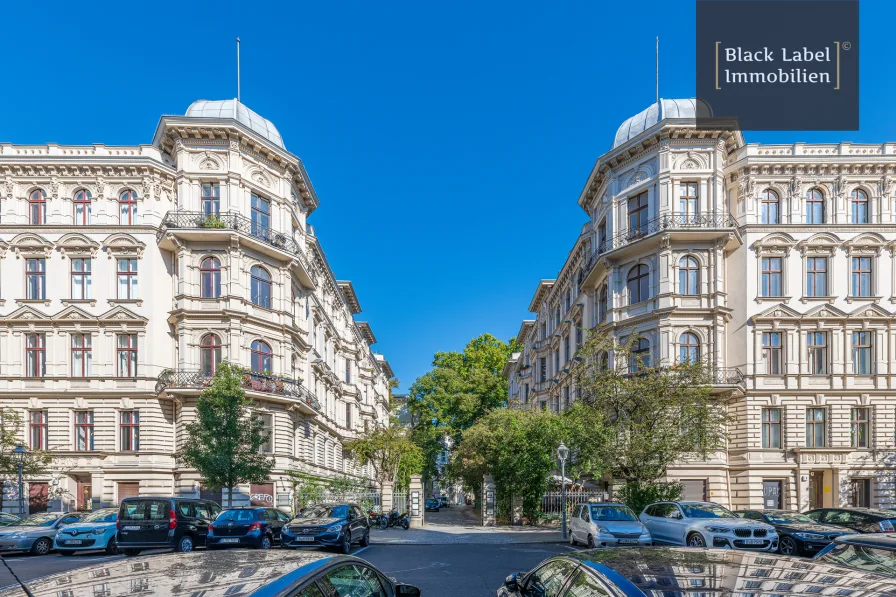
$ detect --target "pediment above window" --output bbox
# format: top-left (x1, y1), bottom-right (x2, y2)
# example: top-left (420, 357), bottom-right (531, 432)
top-left (848, 303), bottom-right (892, 320)
top-left (98, 305), bottom-right (147, 323)
top-left (752, 232), bottom-right (796, 254)
top-left (56, 233), bottom-right (101, 258)
top-left (102, 233), bottom-right (145, 258)
top-left (844, 232), bottom-right (886, 255)
top-left (797, 232), bottom-right (842, 255)
top-left (9, 233), bottom-right (53, 258)
top-left (753, 303), bottom-right (802, 321)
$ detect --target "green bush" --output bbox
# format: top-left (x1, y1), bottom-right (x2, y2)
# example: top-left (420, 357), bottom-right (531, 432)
top-left (615, 480), bottom-right (682, 515)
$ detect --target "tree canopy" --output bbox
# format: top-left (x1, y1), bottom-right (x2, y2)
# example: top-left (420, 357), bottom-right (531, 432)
top-left (345, 424), bottom-right (423, 491)
top-left (0, 408), bottom-right (51, 512)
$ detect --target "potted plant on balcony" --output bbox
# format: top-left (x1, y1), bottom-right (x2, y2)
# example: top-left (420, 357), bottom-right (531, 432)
top-left (198, 214), bottom-right (227, 229)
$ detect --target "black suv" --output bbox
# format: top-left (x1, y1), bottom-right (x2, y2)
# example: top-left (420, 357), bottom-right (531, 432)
top-left (117, 497), bottom-right (221, 556)
top-left (280, 503), bottom-right (369, 554)
top-left (803, 507), bottom-right (896, 534)
top-left (206, 507), bottom-right (290, 550)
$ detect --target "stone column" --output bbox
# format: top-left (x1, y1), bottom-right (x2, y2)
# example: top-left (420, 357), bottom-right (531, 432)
top-left (482, 475), bottom-right (496, 527)
top-left (511, 495), bottom-right (523, 526)
top-left (381, 481), bottom-right (394, 514)
top-left (409, 475), bottom-right (424, 528)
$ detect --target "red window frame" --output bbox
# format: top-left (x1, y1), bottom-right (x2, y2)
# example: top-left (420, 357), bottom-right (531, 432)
top-left (201, 183), bottom-right (220, 216)
top-left (71, 258), bottom-right (91, 300)
top-left (29, 410), bottom-right (48, 449)
top-left (72, 189), bottom-right (92, 225)
top-left (29, 189), bottom-right (47, 224)
top-left (119, 190), bottom-right (137, 225)
top-left (71, 333), bottom-right (92, 377)
top-left (120, 411), bottom-right (139, 451)
top-left (200, 257), bottom-right (221, 298)
top-left (25, 333), bottom-right (46, 378)
top-left (74, 411), bottom-right (94, 451)
top-left (26, 258), bottom-right (46, 300)
top-left (250, 340), bottom-right (273, 374)
top-left (117, 259), bottom-right (138, 300)
top-left (117, 334), bottom-right (138, 378)
top-left (200, 334), bottom-right (222, 376)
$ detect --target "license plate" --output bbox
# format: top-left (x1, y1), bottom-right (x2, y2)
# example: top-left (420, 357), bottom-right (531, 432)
top-left (617, 539), bottom-right (638, 544)
top-left (122, 526), bottom-right (141, 531)
top-left (743, 539), bottom-right (765, 545)
top-left (220, 538), bottom-right (240, 544)
top-left (296, 536), bottom-right (315, 542)
top-left (65, 540), bottom-right (83, 545)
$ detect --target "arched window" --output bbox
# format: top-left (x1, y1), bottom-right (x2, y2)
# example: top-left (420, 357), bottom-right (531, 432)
top-left (200, 334), bottom-right (222, 376)
top-left (627, 264), bottom-right (649, 304)
top-left (850, 189), bottom-right (868, 224)
top-left (806, 189), bottom-right (825, 224)
top-left (200, 257), bottom-right (221, 298)
top-left (250, 266), bottom-right (272, 308)
top-left (630, 338), bottom-right (650, 373)
top-left (73, 189), bottom-right (92, 225)
top-left (761, 189), bottom-right (779, 224)
top-left (598, 284), bottom-right (608, 322)
top-left (679, 256), bottom-right (699, 295)
top-left (29, 190), bottom-right (47, 224)
top-left (679, 332), bottom-right (700, 363)
top-left (119, 190), bottom-right (138, 225)
top-left (598, 351), bottom-right (609, 372)
top-left (251, 340), bottom-right (272, 374)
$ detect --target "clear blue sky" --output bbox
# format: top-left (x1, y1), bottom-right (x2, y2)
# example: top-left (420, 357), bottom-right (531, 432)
top-left (2, 0), bottom-right (894, 390)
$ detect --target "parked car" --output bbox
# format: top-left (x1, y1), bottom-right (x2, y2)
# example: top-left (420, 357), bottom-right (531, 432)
top-left (439, 496), bottom-right (449, 508)
top-left (803, 507), bottom-right (896, 534)
top-left (280, 503), bottom-right (370, 554)
top-left (0, 513), bottom-right (22, 527)
top-left (497, 546), bottom-right (896, 597)
top-left (640, 501), bottom-right (778, 551)
top-left (54, 508), bottom-right (120, 555)
top-left (116, 497), bottom-right (221, 556)
top-left (0, 550), bottom-right (421, 597)
top-left (569, 503), bottom-right (651, 548)
top-left (425, 498), bottom-right (440, 512)
top-left (738, 509), bottom-right (852, 556)
top-left (0, 512), bottom-right (83, 555)
top-left (815, 533), bottom-right (896, 576)
top-left (206, 507), bottom-right (290, 550)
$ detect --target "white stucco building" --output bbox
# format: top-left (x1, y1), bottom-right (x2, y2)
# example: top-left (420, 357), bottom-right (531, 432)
top-left (0, 99), bottom-right (393, 513)
top-left (506, 99), bottom-right (896, 511)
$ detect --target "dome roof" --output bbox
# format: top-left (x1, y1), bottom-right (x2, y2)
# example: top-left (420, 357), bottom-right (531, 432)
top-left (185, 99), bottom-right (285, 149)
top-left (612, 98), bottom-right (701, 149)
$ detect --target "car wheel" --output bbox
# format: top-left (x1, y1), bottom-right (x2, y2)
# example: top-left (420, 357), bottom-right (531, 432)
top-left (569, 531), bottom-right (576, 546)
top-left (359, 529), bottom-right (370, 547)
top-left (259, 535), bottom-right (272, 550)
top-left (687, 532), bottom-right (706, 548)
top-left (123, 549), bottom-right (142, 557)
top-left (177, 535), bottom-right (194, 553)
top-left (779, 536), bottom-right (798, 555)
top-left (340, 535), bottom-right (352, 554)
top-left (587, 534), bottom-right (595, 549)
top-left (57, 550), bottom-right (74, 556)
top-left (105, 538), bottom-right (119, 555)
top-left (31, 537), bottom-right (52, 556)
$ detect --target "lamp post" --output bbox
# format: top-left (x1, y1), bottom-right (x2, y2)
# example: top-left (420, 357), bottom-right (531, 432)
top-left (557, 441), bottom-right (569, 540)
top-left (12, 443), bottom-right (26, 516)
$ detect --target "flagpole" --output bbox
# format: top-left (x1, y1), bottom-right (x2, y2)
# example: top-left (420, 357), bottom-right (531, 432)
top-left (237, 37), bottom-right (241, 102)
top-left (656, 36), bottom-right (659, 104)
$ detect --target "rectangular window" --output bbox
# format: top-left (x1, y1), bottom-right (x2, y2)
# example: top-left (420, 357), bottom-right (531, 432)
top-left (70, 258), bottom-right (92, 300)
top-left (250, 193), bottom-right (271, 237)
top-left (25, 333), bottom-right (46, 378)
top-left (74, 411), bottom-right (94, 451)
top-left (805, 257), bottom-right (827, 297)
top-left (628, 192), bottom-right (649, 237)
top-left (762, 332), bottom-right (782, 376)
top-left (805, 408), bottom-right (826, 448)
top-left (26, 258), bottom-right (46, 300)
top-left (597, 220), bottom-right (607, 252)
top-left (345, 360), bottom-right (352, 384)
top-left (761, 257), bottom-right (782, 297)
top-left (117, 334), bottom-right (137, 377)
top-left (539, 357), bottom-right (547, 382)
top-left (679, 182), bottom-right (698, 218)
top-left (116, 259), bottom-right (138, 300)
top-left (71, 333), bottom-right (92, 377)
top-left (761, 408), bottom-right (782, 449)
top-left (852, 331), bottom-right (872, 375)
top-left (120, 411), bottom-right (139, 451)
top-left (575, 325), bottom-right (583, 351)
top-left (851, 257), bottom-right (872, 297)
top-left (850, 478), bottom-right (871, 508)
top-left (807, 332), bottom-right (827, 375)
top-left (257, 413), bottom-right (273, 454)
top-left (201, 182), bottom-right (220, 216)
top-left (29, 410), bottom-right (48, 450)
top-left (345, 403), bottom-right (352, 429)
top-left (851, 408), bottom-right (870, 449)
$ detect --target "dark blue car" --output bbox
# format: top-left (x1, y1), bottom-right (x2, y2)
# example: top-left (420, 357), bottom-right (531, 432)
top-left (207, 507), bottom-right (290, 550)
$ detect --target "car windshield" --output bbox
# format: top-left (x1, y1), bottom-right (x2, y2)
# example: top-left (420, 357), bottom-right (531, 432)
top-left (301, 505), bottom-right (348, 519)
top-left (682, 504), bottom-right (737, 519)
top-left (818, 542), bottom-right (896, 577)
top-left (19, 514), bottom-right (60, 527)
top-left (590, 506), bottom-right (637, 521)
top-left (82, 509), bottom-right (118, 523)
top-left (216, 509), bottom-right (259, 523)
top-left (765, 512), bottom-right (815, 524)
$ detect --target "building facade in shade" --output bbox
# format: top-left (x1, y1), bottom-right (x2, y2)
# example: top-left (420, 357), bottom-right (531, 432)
top-left (0, 99), bottom-right (393, 514)
top-left (505, 98), bottom-right (896, 511)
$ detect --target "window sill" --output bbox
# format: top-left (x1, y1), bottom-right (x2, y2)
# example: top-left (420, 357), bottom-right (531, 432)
top-left (16, 299), bottom-right (51, 307)
top-left (755, 296), bottom-right (791, 303)
top-left (62, 299), bottom-right (97, 307)
top-left (799, 296), bottom-right (837, 304)
top-left (108, 299), bottom-right (143, 307)
top-left (845, 296), bottom-right (882, 303)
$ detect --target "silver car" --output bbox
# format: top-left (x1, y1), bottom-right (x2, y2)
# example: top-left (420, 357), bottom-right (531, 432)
top-left (0, 512), bottom-right (84, 555)
top-left (640, 501), bottom-right (778, 551)
top-left (569, 502), bottom-right (652, 548)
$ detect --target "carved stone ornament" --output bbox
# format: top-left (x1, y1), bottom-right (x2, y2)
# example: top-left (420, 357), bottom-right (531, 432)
top-left (251, 170), bottom-right (271, 188)
top-left (882, 176), bottom-right (894, 197)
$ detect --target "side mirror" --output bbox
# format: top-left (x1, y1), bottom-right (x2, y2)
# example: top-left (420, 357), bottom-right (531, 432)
top-left (395, 585), bottom-right (421, 596)
top-left (347, 512), bottom-right (356, 521)
top-left (504, 573), bottom-right (520, 591)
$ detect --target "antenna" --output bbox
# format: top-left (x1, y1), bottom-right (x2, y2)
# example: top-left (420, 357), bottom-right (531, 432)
top-left (655, 36), bottom-right (659, 104)
top-left (236, 37), bottom-right (241, 103)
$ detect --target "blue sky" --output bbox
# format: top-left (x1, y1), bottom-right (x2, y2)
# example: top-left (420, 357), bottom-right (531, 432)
top-left (2, 0), bottom-right (894, 390)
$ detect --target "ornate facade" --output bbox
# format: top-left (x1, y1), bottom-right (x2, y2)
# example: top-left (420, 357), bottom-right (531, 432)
top-left (506, 99), bottom-right (896, 510)
top-left (0, 99), bottom-right (393, 513)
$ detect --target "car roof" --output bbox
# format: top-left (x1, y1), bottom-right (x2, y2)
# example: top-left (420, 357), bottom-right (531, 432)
top-left (809, 507), bottom-right (896, 518)
top-left (0, 550), bottom-right (363, 597)
top-left (563, 548), bottom-right (896, 596)
top-left (834, 532), bottom-right (896, 548)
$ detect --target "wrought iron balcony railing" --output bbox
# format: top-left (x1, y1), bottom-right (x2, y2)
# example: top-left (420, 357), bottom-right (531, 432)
top-left (710, 367), bottom-right (745, 386)
top-left (159, 211), bottom-right (317, 283)
top-left (155, 369), bottom-right (322, 412)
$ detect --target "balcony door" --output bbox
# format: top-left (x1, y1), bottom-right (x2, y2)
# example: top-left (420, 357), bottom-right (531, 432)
top-left (251, 193), bottom-right (271, 237)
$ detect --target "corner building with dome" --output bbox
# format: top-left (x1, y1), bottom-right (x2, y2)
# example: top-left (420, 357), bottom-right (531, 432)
top-left (0, 100), bottom-right (393, 514)
top-left (505, 99), bottom-right (896, 511)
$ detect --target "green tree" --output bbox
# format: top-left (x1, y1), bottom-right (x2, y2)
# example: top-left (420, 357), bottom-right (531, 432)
top-left (0, 409), bottom-right (51, 512)
top-left (178, 362), bottom-right (274, 506)
top-left (285, 470), bottom-right (327, 516)
top-left (346, 425), bottom-right (423, 491)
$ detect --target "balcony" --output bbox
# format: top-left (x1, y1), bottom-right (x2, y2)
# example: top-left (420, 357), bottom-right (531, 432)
top-left (157, 211), bottom-right (317, 287)
top-left (155, 369), bottom-right (322, 415)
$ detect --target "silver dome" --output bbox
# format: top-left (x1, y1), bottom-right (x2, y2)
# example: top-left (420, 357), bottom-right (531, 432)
top-left (612, 98), bottom-right (703, 149)
top-left (185, 99), bottom-right (285, 149)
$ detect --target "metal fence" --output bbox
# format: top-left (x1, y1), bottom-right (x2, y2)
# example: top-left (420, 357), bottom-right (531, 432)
top-left (538, 490), bottom-right (609, 517)
top-left (392, 492), bottom-right (409, 513)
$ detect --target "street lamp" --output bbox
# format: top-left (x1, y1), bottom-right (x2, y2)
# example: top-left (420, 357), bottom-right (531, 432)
top-left (12, 444), bottom-right (26, 516)
top-left (557, 441), bottom-right (569, 540)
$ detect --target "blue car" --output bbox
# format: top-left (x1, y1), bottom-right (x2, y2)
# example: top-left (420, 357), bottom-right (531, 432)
top-left (54, 508), bottom-right (119, 555)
